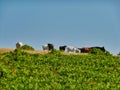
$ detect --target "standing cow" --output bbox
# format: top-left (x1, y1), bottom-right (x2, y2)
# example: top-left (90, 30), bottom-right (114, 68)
top-left (59, 45), bottom-right (67, 51)
top-left (48, 43), bottom-right (54, 50)
top-left (42, 44), bottom-right (49, 51)
top-left (78, 47), bottom-right (90, 53)
top-left (42, 43), bottom-right (54, 51)
top-left (16, 42), bottom-right (23, 48)
top-left (66, 46), bottom-right (80, 53)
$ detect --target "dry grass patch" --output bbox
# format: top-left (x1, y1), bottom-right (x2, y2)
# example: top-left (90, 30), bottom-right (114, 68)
top-left (63, 52), bottom-right (88, 55)
top-left (0, 48), bottom-right (14, 54)
top-left (0, 48), bottom-right (88, 55)
top-left (23, 50), bottom-right (49, 54)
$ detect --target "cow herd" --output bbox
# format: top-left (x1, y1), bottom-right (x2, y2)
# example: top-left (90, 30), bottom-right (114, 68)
top-left (41, 43), bottom-right (106, 53)
top-left (16, 42), bottom-right (106, 53)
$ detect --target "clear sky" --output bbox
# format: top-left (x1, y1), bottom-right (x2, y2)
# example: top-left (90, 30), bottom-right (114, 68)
top-left (0, 0), bottom-right (120, 54)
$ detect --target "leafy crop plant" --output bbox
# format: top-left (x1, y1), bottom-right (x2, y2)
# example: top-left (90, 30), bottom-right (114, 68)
top-left (0, 50), bottom-right (120, 89)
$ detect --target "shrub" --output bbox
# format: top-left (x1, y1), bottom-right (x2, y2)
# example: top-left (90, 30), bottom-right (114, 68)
top-left (105, 51), bottom-right (113, 56)
top-left (89, 48), bottom-right (105, 55)
top-left (21, 44), bottom-right (34, 51)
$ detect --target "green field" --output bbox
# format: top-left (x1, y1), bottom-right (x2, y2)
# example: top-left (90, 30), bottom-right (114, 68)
top-left (0, 49), bottom-right (120, 90)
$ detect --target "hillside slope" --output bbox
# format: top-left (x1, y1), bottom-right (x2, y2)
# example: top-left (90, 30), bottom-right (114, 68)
top-left (0, 49), bottom-right (120, 89)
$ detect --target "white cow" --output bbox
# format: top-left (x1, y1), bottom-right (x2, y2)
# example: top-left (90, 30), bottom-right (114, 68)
top-left (16, 42), bottom-right (23, 48)
top-left (66, 46), bottom-right (80, 53)
top-left (42, 44), bottom-right (49, 51)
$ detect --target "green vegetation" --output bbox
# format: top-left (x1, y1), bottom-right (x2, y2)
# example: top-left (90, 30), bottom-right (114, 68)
top-left (0, 49), bottom-right (120, 90)
top-left (89, 48), bottom-right (112, 56)
top-left (21, 44), bottom-right (35, 51)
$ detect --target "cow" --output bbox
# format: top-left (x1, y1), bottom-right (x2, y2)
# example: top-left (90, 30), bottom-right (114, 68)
top-left (42, 44), bottom-right (49, 51)
top-left (78, 47), bottom-right (90, 53)
top-left (59, 45), bottom-right (67, 51)
top-left (16, 42), bottom-right (23, 48)
top-left (42, 43), bottom-right (54, 51)
top-left (48, 43), bottom-right (54, 50)
top-left (66, 46), bottom-right (80, 53)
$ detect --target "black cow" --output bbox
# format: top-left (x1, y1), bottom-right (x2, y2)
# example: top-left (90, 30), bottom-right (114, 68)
top-left (59, 45), bottom-right (67, 51)
top-left (48, 43), bottom-right (54, 50)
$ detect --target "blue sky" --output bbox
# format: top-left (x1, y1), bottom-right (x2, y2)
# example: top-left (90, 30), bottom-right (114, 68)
top-left (0, 0), bottom-right (120, 54)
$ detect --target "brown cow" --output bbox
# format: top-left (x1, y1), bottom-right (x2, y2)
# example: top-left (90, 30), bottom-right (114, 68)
top-left (79, 47), bottom-right (90, 53)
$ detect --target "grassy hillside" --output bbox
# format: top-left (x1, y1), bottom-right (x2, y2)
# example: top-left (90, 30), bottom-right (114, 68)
top-left (0, 49), bottom-right (120, 90)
